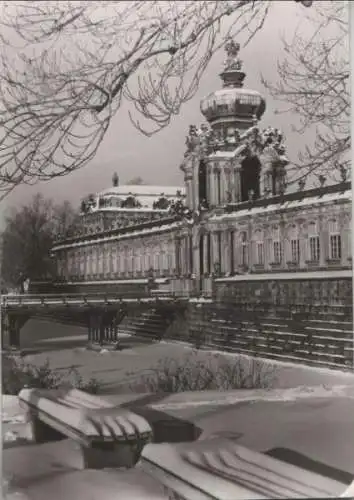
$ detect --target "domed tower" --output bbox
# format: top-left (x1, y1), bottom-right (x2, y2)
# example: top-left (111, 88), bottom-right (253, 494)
top-left (200, 39), bottom-right (266, 149)
top-left (181, 38), bottom-right (288, 211)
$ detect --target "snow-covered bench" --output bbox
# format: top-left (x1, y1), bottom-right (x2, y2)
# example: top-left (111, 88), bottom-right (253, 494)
top-left (18, 388), bottom-right (152, 469)
top-left (141, 437), bottom-right (347, 499)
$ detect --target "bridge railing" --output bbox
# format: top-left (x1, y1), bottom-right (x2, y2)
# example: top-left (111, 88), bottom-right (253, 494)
top-left (1, 289), bottom-right (199, 308)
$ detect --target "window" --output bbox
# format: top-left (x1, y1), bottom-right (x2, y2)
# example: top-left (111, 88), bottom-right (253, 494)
top-left (273, 241), bottom-right (282, 264)
top-left (272, 226), bottom-right (282, 264)
top-left (253, 230), bottom-right (264, 265)
top-left (291, 239), bottom-right (300, 263)
top-left (309, 237), bottom-right (320, 262)
top-left (287, 224), bottom-right (300, 263)
top-left (257, 242), bottom-right (264, 265)
top-left (308, 222), bottom-right (320, 262)
top-left (330, 235), bottom-right (341, 260)
top-left (328, 220), bottom-right (342, 260)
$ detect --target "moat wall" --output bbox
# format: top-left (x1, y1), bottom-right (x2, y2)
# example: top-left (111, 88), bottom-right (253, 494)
top-left (163, 275), bottom-right (354, 369)
top-left (30, 274), bottom-right (353, 369)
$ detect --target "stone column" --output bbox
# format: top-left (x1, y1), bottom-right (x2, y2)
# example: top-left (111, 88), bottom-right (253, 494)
top-left (280, 222), bottom-right (287, 269)
top-left (224, 168), bottom-right (231, 203)
top-left (83, 248), bottom-right (88, 277)
top-left (211, 232), bottom-right (218, 273)
top-left (111, 246), bottom-right (116, 274)
top-left (86, 249), bottom-right (90, 277)
top-left (171, 240), bottom-right (176, 274)
top-left (264, 230), bottom-right (272, 271)
top-left (192, 155), bottom-right (198, 211)
top-left (175, 238), bottom-right (180, 275)
top-left (101, 246), bottom-right (106, 275)
top-left (186, 178), bottom-right (192, 209)
top-left (135, 245), bottom-right (140, 275)
top-left (213, 168), bottom-right (218, 206)
top-left (192, 227), bottom-right (200, 277)
top-left (220, 168), bottom-right (226, 205)
top-left (319, 216), bottom-right (327, 267)
top-left (208, 166), bottom-right (213, 206)
top-left (234, 167), bottom-right (242, 203)
top-left (117, 248), bottom-right (121, 275)
top-left (93, 247), bottom-right (98, 276)
top-left (203, 233), bottom-right (208, 275)
top-left (183, 236), bottom-right (188, 275)
top-left (100, 245), bottom-right (105, 275)
top-left (342, 215), bottom-right (351, 264)
top-left (298, 224), bottom-right (306, 269)
top-left (183, 237), bottom-right (188, 275)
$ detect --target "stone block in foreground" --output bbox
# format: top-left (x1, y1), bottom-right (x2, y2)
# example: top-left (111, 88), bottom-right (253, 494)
top-left (18, 388), bottom-right (152, 469)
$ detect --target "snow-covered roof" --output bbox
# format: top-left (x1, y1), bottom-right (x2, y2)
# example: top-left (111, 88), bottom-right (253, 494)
top-left (93, 184), bottom-right (186, 211)
top-left (52, 220), bottom-right (182, 251)
top-left (210, 188), bottom-right (351, 223)
top-left (98, 184), bottom-right (185, 198)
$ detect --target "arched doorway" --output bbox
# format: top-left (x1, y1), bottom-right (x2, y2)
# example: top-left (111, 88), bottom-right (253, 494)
top-left (241, 155), bottom-right (261, 202)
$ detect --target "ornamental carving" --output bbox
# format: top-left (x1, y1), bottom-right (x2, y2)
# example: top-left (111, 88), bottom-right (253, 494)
top-left (185, 123), bottom-right (216, 155)
top-left (121, 195), bottom-right (141, 209)
top-left (240, 126), bottom-right (288, 166)
top-left (153, 196), bottom-right (170, 210)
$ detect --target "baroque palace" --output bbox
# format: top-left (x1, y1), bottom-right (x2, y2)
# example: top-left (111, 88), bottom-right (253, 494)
top-left (51, 40), bottom-right (351, 297)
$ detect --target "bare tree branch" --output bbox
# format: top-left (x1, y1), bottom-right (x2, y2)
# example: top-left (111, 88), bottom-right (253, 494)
top-left (0, 1), bottom-right (313, 198)
top-left (261, 1), bottom-right (349, 188)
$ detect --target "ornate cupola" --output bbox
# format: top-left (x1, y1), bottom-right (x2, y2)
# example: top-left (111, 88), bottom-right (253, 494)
top-left (200, 39), bottom-right (266, 149)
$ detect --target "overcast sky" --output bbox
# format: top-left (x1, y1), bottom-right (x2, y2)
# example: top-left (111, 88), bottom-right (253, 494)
top-left (1, 1), bottom-right (348, 219)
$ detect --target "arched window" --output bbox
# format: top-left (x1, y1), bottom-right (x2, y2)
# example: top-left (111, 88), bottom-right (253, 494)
top-left (272, 225), bottom-right (282, 264)
top-left (288, 224), bottom-right (300, 263)
top-left (253, 229), bottom-right (264, 266)
top-left (328, 219), bottom-right (341, 260)
top-left (308, 221), bottom-right (320, 262)
top-left (241, 156), bottom-right (261, 202)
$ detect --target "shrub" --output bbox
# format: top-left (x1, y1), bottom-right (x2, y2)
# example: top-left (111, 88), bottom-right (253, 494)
top-left (128, 350), bottom-right (278, 393)
top-left (2, 354), bottom-right (102, 395)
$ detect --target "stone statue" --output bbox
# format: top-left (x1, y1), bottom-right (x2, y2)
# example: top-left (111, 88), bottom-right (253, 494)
top-left (199, 123), bottom-right (210, 154)
top-left (185, 124), bottom-right (199, 152)
top-left (224, 38), bottom-right (243, 71)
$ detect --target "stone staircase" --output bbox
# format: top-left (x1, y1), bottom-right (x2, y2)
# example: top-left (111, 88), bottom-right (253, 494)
top-left (119, 309), bottom-right (169, 341)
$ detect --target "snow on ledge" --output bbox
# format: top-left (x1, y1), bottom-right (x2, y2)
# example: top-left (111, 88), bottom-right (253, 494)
top-left (150, 384), bottom-right (354, 412)
top-left (215, 269), bottom-right (352, 282)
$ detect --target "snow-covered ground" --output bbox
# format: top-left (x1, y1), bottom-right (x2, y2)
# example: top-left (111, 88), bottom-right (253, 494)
top-left (3, 384), bottom-right (354, 499)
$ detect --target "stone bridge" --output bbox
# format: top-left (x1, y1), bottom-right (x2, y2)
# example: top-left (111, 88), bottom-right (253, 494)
top-left (1, 291), bottom-right (190, 350)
